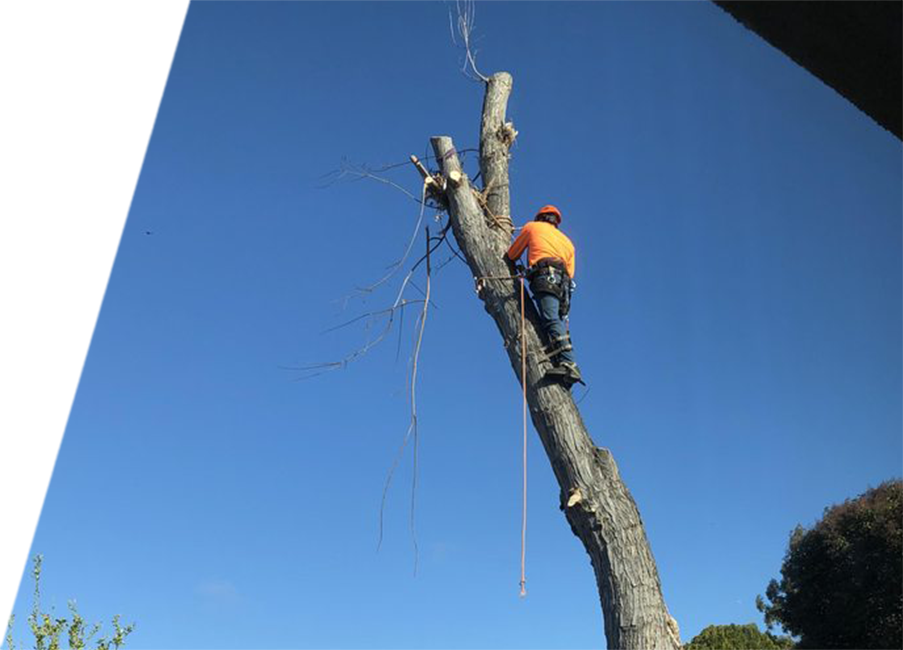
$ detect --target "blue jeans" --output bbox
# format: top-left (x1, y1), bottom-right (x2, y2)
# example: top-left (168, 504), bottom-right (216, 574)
top-left (535, 293), bottom-right (575, 364)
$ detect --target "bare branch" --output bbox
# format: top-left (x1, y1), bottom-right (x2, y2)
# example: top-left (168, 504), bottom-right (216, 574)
top-left (319, 159), bottom-right (427, 205)
top-left (279, 299), bottom-right (428, 380)
top-left (317, 301), bottom-right (428, 336)
top-left (443, 233), bottom-right (468, 267)
top-left (319, 152), bottom-right (479, 200)
top-left (306, 156), bottom-right (470, 571)
top-left (395, 299), bottom-right (406, 362)
top-left (333, 160), bottom-right (475, 303)
top-left (290, 211), bottom-right (450, 382)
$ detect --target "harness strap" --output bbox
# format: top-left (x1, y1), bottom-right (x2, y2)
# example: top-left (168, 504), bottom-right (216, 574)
top-left (543, 342), bottom-right (573, 359)
top-left (528, 257), bottom-right (568, 276)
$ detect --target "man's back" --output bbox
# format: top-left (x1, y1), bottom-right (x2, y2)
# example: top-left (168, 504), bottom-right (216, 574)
top-left (507, 221), bottom-right (576, 278)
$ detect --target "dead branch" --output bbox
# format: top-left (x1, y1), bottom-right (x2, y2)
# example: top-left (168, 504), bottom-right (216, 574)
top-left (306, 148), bottom-right (483, 571)
top-left (291, 216), bottom-right (452, 384)
top-left (319, 160), bottom-right (427, 206)
top-left (326, 154), bottom-right (477, 304)
top-left (280, 299), bottom-right (429, 380)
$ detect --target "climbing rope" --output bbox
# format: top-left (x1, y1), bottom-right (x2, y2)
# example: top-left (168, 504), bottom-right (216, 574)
top-left (519, 275), bottom-right (528, 598)
top-left (474, 272), bottom-right (528, 597)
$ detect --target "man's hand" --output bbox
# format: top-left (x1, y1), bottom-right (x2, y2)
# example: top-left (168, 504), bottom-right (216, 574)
top-left (515, 262), bottom-right (526, 276)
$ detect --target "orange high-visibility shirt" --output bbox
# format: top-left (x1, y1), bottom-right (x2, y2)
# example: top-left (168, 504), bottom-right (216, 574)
top-left (506, 221), bottom-right (576, 278)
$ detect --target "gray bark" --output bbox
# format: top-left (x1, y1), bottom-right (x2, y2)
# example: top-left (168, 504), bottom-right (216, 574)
top-left (478, 72), bottom-right (515, 231)
top-left (429, 72), bottom-right (680, 650)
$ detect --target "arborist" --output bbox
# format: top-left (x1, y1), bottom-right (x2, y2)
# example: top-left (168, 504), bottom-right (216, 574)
top-left (506, 205), bottom-right (584, 386)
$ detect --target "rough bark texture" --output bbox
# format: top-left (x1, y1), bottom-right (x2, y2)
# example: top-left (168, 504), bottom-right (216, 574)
top-left (478, 72), bottom-right (515, 231)
top-left (429, 72), bottom-right (679, 650)
top-left (714, 1), bottom-right (901, 140)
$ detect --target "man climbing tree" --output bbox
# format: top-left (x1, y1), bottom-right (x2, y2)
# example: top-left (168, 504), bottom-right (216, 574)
top-left (419, 66), bottom-right (680, 648)
top-left (507, 204), bottom-right (584, 386)
top-left (324, 7), bottom-right (680, 646)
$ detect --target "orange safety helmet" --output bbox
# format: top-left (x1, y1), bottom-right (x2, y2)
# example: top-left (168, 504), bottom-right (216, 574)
top-left (534, 204), bottom-right (562, 224)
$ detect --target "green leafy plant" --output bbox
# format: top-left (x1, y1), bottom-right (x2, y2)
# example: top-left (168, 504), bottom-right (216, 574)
top-left (684, 623), bottom-right (793, 649)
top-left (4, 556), bottom-right (134, 650)
top-left (757, 480), bottom-right (902, 649)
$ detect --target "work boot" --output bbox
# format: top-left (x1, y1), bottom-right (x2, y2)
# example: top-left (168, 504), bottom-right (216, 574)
top-left (545, 365), bottom-right (568, 377)
top-left (546, 361), bottom-right (585, 387)
top-left (561, 361), bottom-right (585, 386)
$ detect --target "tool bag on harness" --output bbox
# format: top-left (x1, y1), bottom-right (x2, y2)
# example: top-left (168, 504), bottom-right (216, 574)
top-left (527, 257), bottom-right (570, 315)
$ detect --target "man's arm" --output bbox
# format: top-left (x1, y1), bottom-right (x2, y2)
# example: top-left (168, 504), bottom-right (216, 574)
top-left (506, 222), bottom-right (531, 261)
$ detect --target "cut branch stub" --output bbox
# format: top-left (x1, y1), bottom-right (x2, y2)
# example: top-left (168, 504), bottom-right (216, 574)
top-left (409, 154), bottom-right (448, 208)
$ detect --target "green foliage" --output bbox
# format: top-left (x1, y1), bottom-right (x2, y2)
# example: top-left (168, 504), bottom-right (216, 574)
top-left (757, 479), bottom-right (903, 649)
top-left (4, 556), bottom-right (135, 650)
top-left (684, 623), bottom-right (793, 649)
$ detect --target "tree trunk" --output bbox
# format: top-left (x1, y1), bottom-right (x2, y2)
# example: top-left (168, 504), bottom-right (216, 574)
top-left (429, 72), bottom-right (680, 650)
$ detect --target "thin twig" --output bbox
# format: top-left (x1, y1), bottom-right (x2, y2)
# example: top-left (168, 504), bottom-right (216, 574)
top-left (343, 173), bottom-right (466, 306)
top-left (318, 161), bottom-right (424, 205)
top-left (280, 299), bottom-right (427, 380)
top-left (316, 301), bottom-right (427, 336)
top-left (453, 0), bottom-right (490, 83)
top-left (406, 220), bottom-right (453, 277)
top-left (395, 300), bottom-right (405, 363)
top-left (318, 152), bottom-right (479, 196)
top-left (443, 234), bottom-right (468, 266)
top-left (312, 184), bottom-right (434, 369)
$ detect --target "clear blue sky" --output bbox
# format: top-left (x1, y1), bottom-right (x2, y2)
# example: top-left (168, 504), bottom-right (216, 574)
top-left (10, 2), bottom-right (901, 648)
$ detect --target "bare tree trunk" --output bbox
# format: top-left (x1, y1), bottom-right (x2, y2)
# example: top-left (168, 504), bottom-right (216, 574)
top-left (478, 72), bottom-right (515, 232)
top-left (429, 72), bottom-right (680, 650)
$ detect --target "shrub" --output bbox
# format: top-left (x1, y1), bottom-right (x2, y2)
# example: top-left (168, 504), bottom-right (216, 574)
top-left (4, 555), bottom-right (135, 650)
top-left (684, 622), bottom-right (793, 649)
top-left (756, 480), bottom-right (902, 649)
